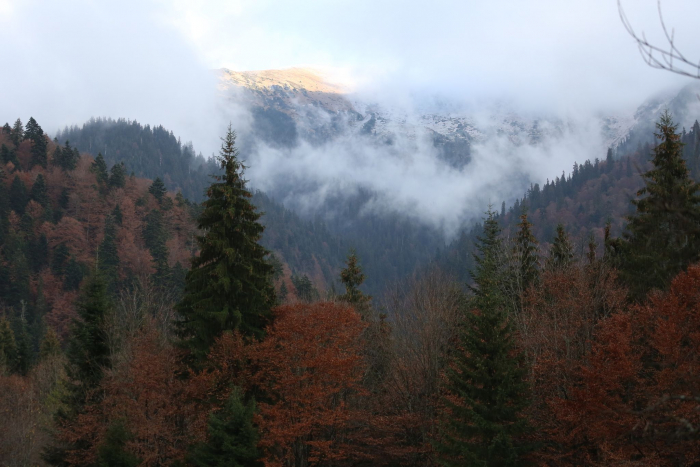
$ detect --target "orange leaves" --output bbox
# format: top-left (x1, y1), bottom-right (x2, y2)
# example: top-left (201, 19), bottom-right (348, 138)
top-left (61, 325), bottom-right (209, 467)
top-left (212, 302), bottom-right (371, 466)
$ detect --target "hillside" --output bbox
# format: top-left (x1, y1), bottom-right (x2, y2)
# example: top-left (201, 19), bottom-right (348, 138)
top-left (439, 115), bottom-right (700, 283)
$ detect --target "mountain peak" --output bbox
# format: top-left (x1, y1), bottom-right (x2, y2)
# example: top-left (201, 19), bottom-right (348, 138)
top-left (218, 67), bottom-right (350, 95)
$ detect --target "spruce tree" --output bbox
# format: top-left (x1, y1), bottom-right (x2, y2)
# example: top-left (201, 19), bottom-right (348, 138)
top-left (112, 204), bottom-right (123, 226)
top-left (109, 162), bottom-right (126, 189)
top-left (143, 209), bottom-right (169, 282)
top-left (435, 209), bottom-right (533, 466)
top-left (339, 249), bottom-right (372, 317)
top-left (148, 177), bottom-right (167, 202)
top-left (53, 141), bottom-right (79, 171)
top-left (176, 125), bottom-right (275, 364)
top-left (188, 388), bottom-right (262, 467)
top-left (65, 273), bottom-right (112, 399)
top-left (9, 175), bottom-right (28, 215)
top-left (10, 118), bottom-right (23, 147)
top-left (546, 224), bottom-right (574, 270)
top-left (97, 421), bottom-right (141, 467)
top-left (98, 216), bottom-right (120, 289)
top-left (52, 243), bottom-right (70, 276)
top-left (39, 327), bottom-right (62, 360)
top-left (617, 111), bottom-right (700, 300)
top-left (26, 117), bottom-right (48, 169)
top-left (0, 317), bottom-right (17, 373)
top-left (64, 257), bottom-right (85, 291)
top-left (514, 212), bottom-right (539, 292)
top-left (30, 173), bottom-right (49, 207)
top-left (91, 153), bottom-right (109, 185)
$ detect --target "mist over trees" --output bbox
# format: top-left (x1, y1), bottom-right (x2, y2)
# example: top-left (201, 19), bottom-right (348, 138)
top-left (3, 108), bottom-right (700, 466)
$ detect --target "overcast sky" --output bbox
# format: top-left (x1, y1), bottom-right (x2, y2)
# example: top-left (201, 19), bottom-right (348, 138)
top-left (0, 0), bottom-right (699, 152)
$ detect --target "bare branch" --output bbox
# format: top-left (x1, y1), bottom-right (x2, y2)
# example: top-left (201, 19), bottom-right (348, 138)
top-left (618, 0), bottom-right (700, 79)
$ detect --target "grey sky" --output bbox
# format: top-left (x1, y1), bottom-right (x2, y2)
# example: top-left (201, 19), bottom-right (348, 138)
top-left (1, 0), bottom-right (699, 229)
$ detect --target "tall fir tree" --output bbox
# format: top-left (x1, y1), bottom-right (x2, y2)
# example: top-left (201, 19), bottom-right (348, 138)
top-left (0, 317), bottom-right (17, 373)
top-left (98, 216), bottom-right (120, 290)
top-left (188, 387), bottom-right (262, 467)
top-left (45, 273), bottom-right (113, 466)
top-left (435, 209), bottom-right (533, 466)
top-left (91, 153), bottom-right (109, 186)
top-left (148, 177), bottom-right (167, 202)
top-left (143, 209), bottom-right (169, 282)
top-left (26, 117), bottom-right (48, 169)
top-left (339, 249), bottom-right (372, 318)
top-left (9, 175), bottom-right (28, 215)
top-left (108, 162), bottom-right (126, 189)
top-left (514, 212), bottom-right (539, 292)
top-left (30, 173), bottom-right (49, 207)
top-left (546, 223), bottom-right (574, 270)
top-left (616, 111), bottom-right (700, 300)
top-left (175, 125), bottom-right (275, 364)
top-left (10, 118), bottom-right (23, 147)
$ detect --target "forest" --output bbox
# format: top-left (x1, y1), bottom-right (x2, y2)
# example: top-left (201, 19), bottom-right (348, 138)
top-left (2, 109), bottom-right (700, 467)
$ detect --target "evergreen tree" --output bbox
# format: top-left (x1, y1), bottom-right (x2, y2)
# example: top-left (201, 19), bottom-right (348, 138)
top-left (514, 212), bottom-right (539, 292)
top-left (546, 224), bottom-right (574, 270)
top-left (0, 317), bottom-right (17, 373)
top-left (188, 387), bottom-right (262, 467)
top-left (112, 204), bottom-right (123, 226)
top-left (29, 234), bottom-right (50, 272)
top-left (30, 173), bottom-right (49, 207)
top-left (98, 216), bottom-right (120, 289)
top-left (97, 421), bottom-right (141, 467)
top-left (39, 327), bottom-right (62, 360)
top-left (65, 273), bottom-right (112, 398)
top-left (435, 209), bottom-right (533, 466)
top-left (14, 310), bottom-right (32, 375)
top-left (617, 112), bottom-right (700, 300)
top-left (143, 209), bottom-right (169, 282)
top-left (10, 118), bottom-right (23, 147)
top-left (148, 177), bottom-right (167, 202)
top-left (64, 257), bottom-right (85, 291)
top-left (91, 153), bottom-right (109, 185)
top-left (291, 274), bottom-right (319, 302)
top-left (108, 161), bottom-right (126, 189)
top-left (53, 141), bottom-right (79, 171)
top-left (26, 117), bottom-right (48, 169)
top-left (175, 125), bottom-right (275, 364)
top-left (1, 143), bottom-right (19, 166)
top-left (9, 175), bottom-right (28, 215)
top-left (339, 249), bottom-right (372, 317)
top-left (52, 243), bottom-right (70, 276)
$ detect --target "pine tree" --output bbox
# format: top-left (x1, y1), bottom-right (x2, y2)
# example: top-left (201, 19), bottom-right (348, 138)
top-left (514, 212), bottom-right (539, 292)
top-left (98, 216), bottom-right (120, 289)
top-left (30, 173), bottom-right (49, 207)
top-left (0, 317), bottom-right (17, 373)
top-left (39, 327), bottom-right (62, 360)
top-left (291, 274), bottom-right (319, 302)
top-left (339, 249), bottom-right (372, 318)
top-left (175, 125), bottom-right (275, 364)
top-left (109, 162), bottom-right (126, 189)
top-left (91, 153), bottom-right (109, 185)
top-left (143, 209), bottom-right (169, 282)
top-left (26, 117), bottom-right (48, 169)
top-left (148, 177), bottom-right (167, 202)
top-left (617, 111), bottom-right (700, 300)
top-left (11, 118), bottom-right (23, 147)
top-left (66, 273), bottom-right (112, 398)
top-left (112, 204), bottom-right (123, 226)
top-left (9, 175), bottom-right (28, 215)
top-left (546, 223), bottom-right (574, 270)
top-left (52, 243), bottom-right (70, 276)
top-left (188, 387), bottom-right (262, 467)
top-left (64, 256), bottom-right (85, 291)
top-left (97, 421), bottom-right (141, 467)
top-left (53, 141), bottom-right (79, 171)
top-left (435, 209), bottom-right (533, 466)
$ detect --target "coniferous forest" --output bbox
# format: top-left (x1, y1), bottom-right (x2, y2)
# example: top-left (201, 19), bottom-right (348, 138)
top-left (3, 107), bottom-right (700, 466)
